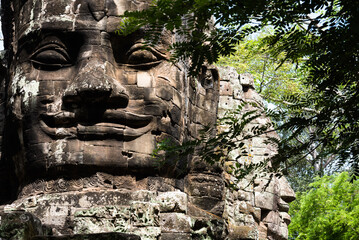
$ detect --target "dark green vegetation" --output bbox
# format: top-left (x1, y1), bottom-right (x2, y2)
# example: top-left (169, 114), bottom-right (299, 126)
top-left (288, 172), bottom-right (359, 240)
top-left (119, 0), bottom-right (359, 177)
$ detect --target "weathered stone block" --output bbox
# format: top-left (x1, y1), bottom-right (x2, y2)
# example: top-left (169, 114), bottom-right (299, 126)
top-left (0, 211), bottom-right (45, 240)
top-left (258, 221), bottom-right (268, 240)
top-left (218, 96), bottom-right (239, 110)
top-left (147, 177), bottom-right (177, 192)
top-left (32, 233), bottom-right (141, 240)
top-left (280, 212), bottom-right (291, 225)
top-left (106, 16), bottom-right (122, 31)
top-left (124, 86), bottom-right (145, 99)
top-left (156, 85), bottom-right (173, 101)
top-left (254, 178), bottom-right (280, 194)
top-left (262, 211), bottom-right (281, 225)
top-left (131, 226), bottom-right (161, 240)
top-left (144, 87), bottom-right (157, 101)
top-left (160, 213), bottom-right (191, 233)
top-left (243, 89), bottom-right (263, 103)
top-left (124, 133), bottom-right (155, 155)
top-left (170, 105), bottom-right (182, 125)
top-left (218, 66), bottom-right (239, 82)
top-left (254, 192), bottom-right (277, 211)
top-left (156, 192), bottom-right (187, 213)
top-left (137, 72), bottom-right (153, 87)
top-left (267, 223), bottom-right (288, 240)
top-left (191, 219), bottom-right (226, 240)
top-left (186, 174), bottom-right (224, 199)
top-left (83, 143), bottom-right (127, 167)
top-left (251, 207), bottom-right (262, 223)
top-left (131, 201), bottom-right (160, 227)
top-left (239, 73), bottom-right (254, 87)
top-left (172, 89), bottom-right (182, 108)
top-left (278, 198), bottom-right (290, 212)
top-left (236, 190), bottom-right (252, 202)
top-left (233, 85), bottom-right (243, 100)
top-left (228, 225), bottom-right (258, 240)
top-left (42, 206), bottom-right (69, 227)
top-left (189, 196), bottom-right (224, 216)
top-left (159, 233), bottom-right (191, 240)
top-left (107, 0), bottom-right (128, 16)
top-left (278, 177), bottom-right (296, 202)
top-left (220, 81), bottom-right (233, 96)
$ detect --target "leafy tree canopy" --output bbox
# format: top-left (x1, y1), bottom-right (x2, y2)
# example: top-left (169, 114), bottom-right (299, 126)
top-left (216, 30), bottom-right (308, 106)
top-left (119, 0), bottom-right (359, 175)
top-left (289, 172), bottom-right (359, 240)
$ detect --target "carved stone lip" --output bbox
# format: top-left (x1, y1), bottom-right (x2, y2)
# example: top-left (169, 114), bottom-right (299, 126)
top-left (39, 110), bottom-right (154, 140)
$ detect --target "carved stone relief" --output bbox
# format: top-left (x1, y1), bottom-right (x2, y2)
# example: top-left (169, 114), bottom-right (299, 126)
top-left (0, 1), bottom-right (294, 239)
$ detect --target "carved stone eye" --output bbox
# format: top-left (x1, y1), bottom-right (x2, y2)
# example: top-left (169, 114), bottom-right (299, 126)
top-left (124, 43), bottom-right (167, 68)
top-left (127, 49), bottom-right (158, 65)
top-left (31, 43), bottom-right (72, 70)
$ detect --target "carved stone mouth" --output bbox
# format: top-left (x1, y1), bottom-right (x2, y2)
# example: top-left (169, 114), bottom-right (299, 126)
top-left (39, 110), bottom-right (154, 140)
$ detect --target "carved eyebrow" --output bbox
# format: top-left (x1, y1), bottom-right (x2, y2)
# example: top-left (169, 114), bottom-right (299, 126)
top-left (35, 38), bottom-right (68, 50)
top-left (17, 31), bottom-right (61, 53)
top-left (16, 31), bottom-right (43, 63)
top-left (17, 30), bottom-right (83, 62)
top-left (126, 43), bottom-right (169, 60)
top-left (17, 32), bottom-right (38, 53)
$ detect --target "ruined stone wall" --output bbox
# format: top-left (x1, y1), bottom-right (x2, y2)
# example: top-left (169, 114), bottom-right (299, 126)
top-left (218, 67), bottom-right (295, 240)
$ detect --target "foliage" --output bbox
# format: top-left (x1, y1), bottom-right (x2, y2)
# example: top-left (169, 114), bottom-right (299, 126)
top-left (216, 35), bottom-right (342, 191)
top-left (152, 102), bottom-right (277, 187)
top-left (284, 160), bottom-right (316, 192)
top-left (216, 32), bottom-right (308, 102)
top-left (288, 172), bottom-right (359, 240)
top-left (119, 0), bottom-right (359, 175)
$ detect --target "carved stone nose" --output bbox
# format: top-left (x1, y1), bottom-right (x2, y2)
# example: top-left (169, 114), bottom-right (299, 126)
top-left (76, 87), bottom-right (111, 104)
top-left (63, 63), bottom-right (129, 109)
top-left (67, 70), bottom-right (113, 104)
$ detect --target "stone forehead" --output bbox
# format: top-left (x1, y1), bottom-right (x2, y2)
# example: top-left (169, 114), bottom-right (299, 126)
top-left (15, 0), bottom-right (151, 39)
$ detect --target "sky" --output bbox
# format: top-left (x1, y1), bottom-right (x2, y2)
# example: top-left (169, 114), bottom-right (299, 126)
top-left (0, 2), bottom-right (3, 51)
top-left (0, 21), bottom-right (3, 51)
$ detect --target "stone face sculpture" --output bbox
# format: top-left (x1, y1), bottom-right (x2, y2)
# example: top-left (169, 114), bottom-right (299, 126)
top-left (1, 0), bottom-right (219, 197)
top-left (0, 0), bottom-right (295, 239)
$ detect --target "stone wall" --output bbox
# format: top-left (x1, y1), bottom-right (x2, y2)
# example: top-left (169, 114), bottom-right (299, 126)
top-left (218, 67), bottom-right (295, 240)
